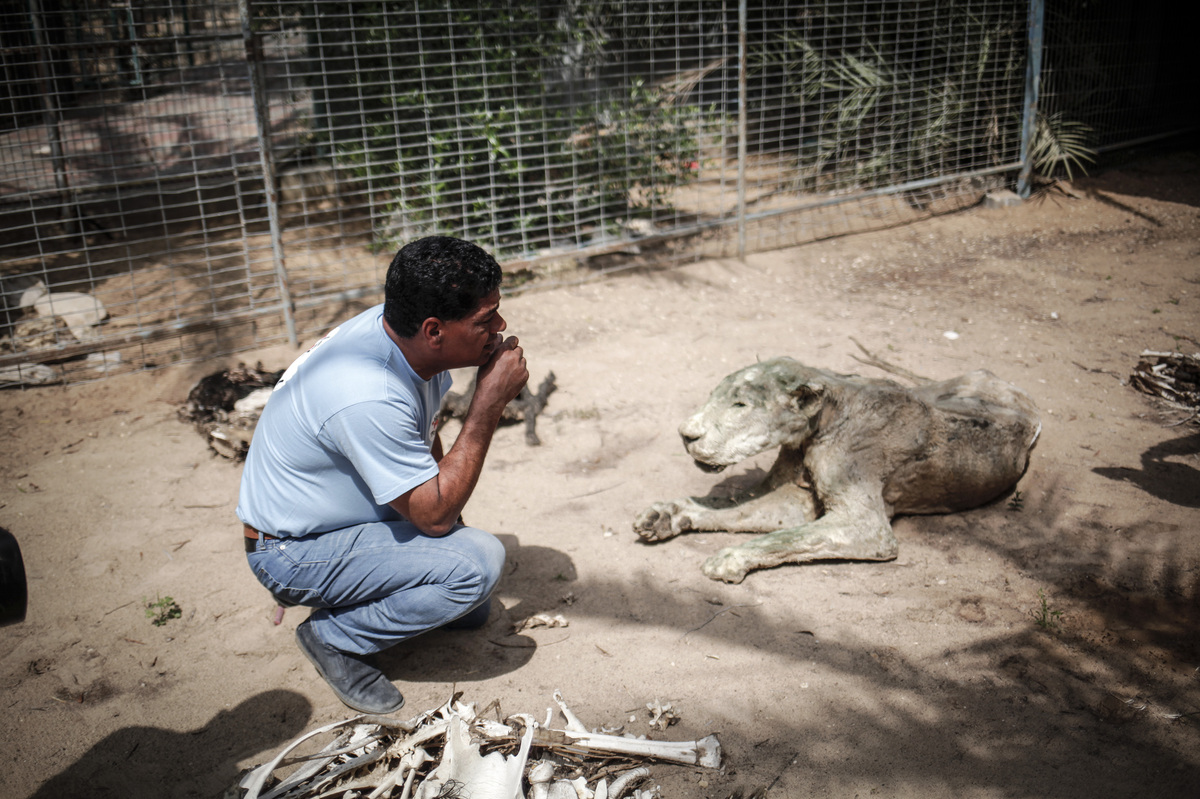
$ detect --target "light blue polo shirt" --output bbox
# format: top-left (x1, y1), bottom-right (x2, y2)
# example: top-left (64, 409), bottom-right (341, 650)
top-left (236, 304), bottom-right (451, 537)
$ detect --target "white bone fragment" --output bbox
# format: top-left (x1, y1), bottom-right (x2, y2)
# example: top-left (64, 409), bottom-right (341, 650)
top-left (553, 690), bottom-right (589, 733)
top-left (568, 776), bottom-right (593, 799)
top-left (20, 283), bottom-right (107, 342)
top-left (547, 781), bottom-right (579, 799)
top-left (366, 764), bottom-right (404, 799)
top-left (477, 717), bottom-right (517, 738)
top-left (608, 767), bottom-right (649, 799)
top-left (396, 749), bottom-right (431, 799)
top-left (369, 747), bottom-right (429, 799)
top-left (0, 363), bottom-right (56, 387)
top-left (235, 386), bottom-right (274, 413)
top-left (85, 352), bottom-right (121, 372)
top-left (593, 778), bottom-right (608, 799)
top-left (17, 280), bottom-right (47, 308)
top-left (645, 700), bottom-right (677, 730)
top-left (528, 760), bottom-right (557, 799)
top-left (417, 713), bottom-right (532, 799)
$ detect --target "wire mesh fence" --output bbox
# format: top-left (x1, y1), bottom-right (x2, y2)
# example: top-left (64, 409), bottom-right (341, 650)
top-left (0, 1), bottom-right (1193, 386)
top-left (1041, 0), bottom-right (1200, 155)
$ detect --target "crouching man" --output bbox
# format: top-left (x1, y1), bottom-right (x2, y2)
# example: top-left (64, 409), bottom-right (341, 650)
top-left (237, 236), bottom-right (528, 714)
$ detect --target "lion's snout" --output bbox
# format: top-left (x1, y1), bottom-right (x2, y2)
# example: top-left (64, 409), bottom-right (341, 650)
top-left (678, 418), bottom-right (705, 455)
top-left (680, 422), bottom-right (727, 472)
top-left (678, 414), bottom-right (705, 441)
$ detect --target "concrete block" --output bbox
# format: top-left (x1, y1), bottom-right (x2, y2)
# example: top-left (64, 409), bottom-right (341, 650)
top-left (984, 189), bottom-right (1023, 208)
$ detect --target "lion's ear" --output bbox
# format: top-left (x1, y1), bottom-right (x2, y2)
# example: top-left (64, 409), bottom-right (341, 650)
top-left (785, 377), bottom-right (824, 401)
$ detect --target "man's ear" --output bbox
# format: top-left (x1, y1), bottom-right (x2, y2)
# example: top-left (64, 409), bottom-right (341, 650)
top-left (420, 317), bottom-right (444, 348)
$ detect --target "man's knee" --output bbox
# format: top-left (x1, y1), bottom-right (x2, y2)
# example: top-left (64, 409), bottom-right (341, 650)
top-left (448, 526), bottom-right (505, 594)
top-left (470, 529), bottom-right (506, 592)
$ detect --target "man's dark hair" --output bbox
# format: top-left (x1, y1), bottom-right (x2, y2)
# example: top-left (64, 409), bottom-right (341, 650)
top-left (383, 236), bottom-right (502, 337)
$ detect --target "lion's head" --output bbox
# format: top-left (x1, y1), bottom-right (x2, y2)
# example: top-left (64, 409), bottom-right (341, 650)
top-left (678, 357), bottom-right (825, 471)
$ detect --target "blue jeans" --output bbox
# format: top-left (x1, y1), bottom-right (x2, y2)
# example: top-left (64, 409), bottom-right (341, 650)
top-left (245, 521), bottom-right (505, 656)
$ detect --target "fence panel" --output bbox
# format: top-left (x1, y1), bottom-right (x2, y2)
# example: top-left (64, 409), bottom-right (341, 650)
top-left (0, 0), bottom-right (297, 384)
top-left (0, 1), bottom-right (1191, 387)
top-left (1041, 0), bottom-right (1200, 154)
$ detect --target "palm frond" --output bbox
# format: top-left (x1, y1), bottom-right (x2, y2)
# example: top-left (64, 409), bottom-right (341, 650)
top-left (1031, 111), bottom-right (1095, 180)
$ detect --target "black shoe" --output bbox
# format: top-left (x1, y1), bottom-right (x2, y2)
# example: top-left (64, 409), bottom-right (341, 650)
top-left (295, 619), bottom-right (404, 715)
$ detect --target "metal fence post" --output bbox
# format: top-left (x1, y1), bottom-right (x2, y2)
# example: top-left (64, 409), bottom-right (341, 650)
top-left (240, 0), bottom-right (297, 348)
top-left (1017, 0), bottom-right (1045, 197)
top-left (737, 0), bottom-right (747, 261)
top-left (27, 0), bottom-right (77, 239)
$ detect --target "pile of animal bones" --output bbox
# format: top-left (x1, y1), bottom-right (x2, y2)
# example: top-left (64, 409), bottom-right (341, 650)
top-left (1130, 350), bottom-right (1200, 420)
top-left (179, 363), bottom-right (282, 459)
top-left (0, 279), bottom-right (112, 387)
top-left (230, 692), bottom-right (721, 799)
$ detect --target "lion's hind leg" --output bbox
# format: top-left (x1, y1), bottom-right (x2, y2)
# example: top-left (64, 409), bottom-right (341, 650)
top-left (700, 507), bottom-right (898, 583)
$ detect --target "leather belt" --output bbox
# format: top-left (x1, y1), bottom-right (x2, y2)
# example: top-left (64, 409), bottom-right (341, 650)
top-left (243, 524), bottom-right (276, 553)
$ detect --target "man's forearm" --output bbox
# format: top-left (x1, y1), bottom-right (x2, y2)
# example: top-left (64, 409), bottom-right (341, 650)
top-left (394, 335), bottom-right (527, 535)
top-left (392, 403), bottom-right (504, 535)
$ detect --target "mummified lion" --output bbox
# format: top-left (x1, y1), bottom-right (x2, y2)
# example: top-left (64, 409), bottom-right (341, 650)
top-left (634, 357), bottom-right (1041, 583)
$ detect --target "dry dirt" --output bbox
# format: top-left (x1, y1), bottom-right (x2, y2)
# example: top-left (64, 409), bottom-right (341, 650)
top-left (2, 148), bottom-right (1199, 799)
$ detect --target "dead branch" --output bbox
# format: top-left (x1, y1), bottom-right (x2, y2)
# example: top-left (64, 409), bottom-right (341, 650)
top-left (848, 337), bottom-right (931, 384)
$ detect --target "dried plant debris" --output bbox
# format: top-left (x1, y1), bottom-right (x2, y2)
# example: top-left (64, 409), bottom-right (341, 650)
top-left (179, 363), bottom-right (283, 459)
top-left (230, 693), bottom-right (721, 799)
top-left (1130, 351), bottom-right (1199, 421)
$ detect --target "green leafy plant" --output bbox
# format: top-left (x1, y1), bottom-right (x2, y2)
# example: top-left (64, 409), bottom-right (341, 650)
top-left (145, 595), bottom-right (182, 627)
top-left (752, 6), bottom-right (1026, 192)
top-left (1007, 490), bottom-right (1025, 511)
top-left (271, 2), bottom-right (698, 259)
top-left (1030, 589), bottom-right (1063, 631)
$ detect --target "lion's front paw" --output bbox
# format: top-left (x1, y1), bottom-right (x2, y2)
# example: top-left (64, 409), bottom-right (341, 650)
top-left (701, 547), bottom-right (749, 583)
top-left (633, 501), bottom-right (692, 542)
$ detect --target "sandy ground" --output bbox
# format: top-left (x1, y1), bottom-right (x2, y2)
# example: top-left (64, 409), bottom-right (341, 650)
top-left (2, 148), bottom-right (1199, 799)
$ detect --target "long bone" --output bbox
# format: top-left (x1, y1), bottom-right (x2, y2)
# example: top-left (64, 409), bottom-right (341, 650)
top-left (536, 728), bottom-right (721, 769)
top-left (545, 692), bottom-right (720, 768)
